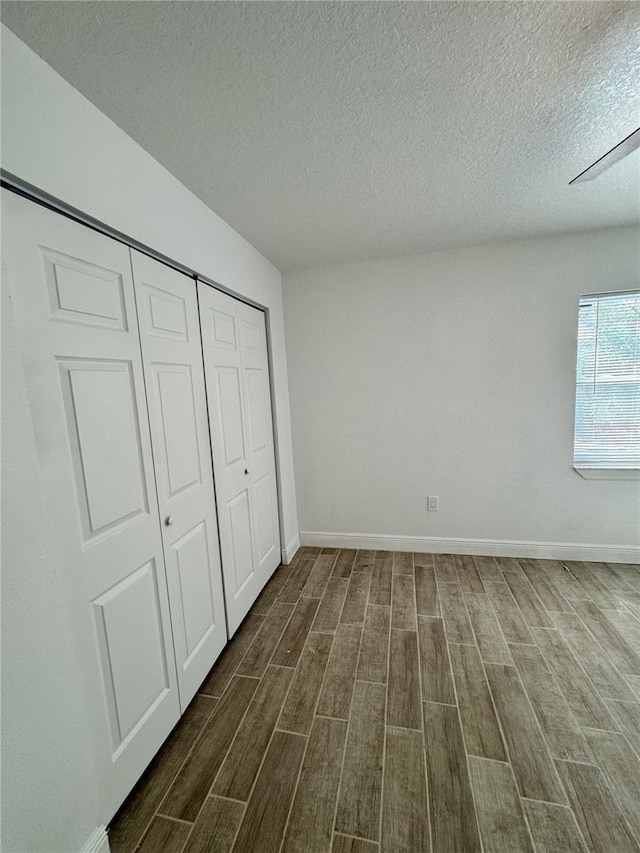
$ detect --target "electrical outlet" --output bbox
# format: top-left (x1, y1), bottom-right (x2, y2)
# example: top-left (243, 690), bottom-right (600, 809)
top-left (427, 495), bottom-right (439, 512)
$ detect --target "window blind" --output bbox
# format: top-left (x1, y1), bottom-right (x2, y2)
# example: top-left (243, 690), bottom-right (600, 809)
top-left (574, 291), bottom-right (640, 468)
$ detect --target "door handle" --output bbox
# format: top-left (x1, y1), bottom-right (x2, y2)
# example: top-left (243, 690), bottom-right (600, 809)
top-left (165, 515), bottom-right (175, 526)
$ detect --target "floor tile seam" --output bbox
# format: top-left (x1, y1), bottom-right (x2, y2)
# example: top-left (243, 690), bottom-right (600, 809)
top-left (554, 753), bottom-right (640, 847)
top-left (490, 578), bottom-right (540, 644)
top-left (158, 814), bottom-right (195, 826)
top-left (584, 566), bottom-right (633, 608)
top-left (507, 640), bottom-right (599, 763)
top-left (434, 575), bottom-right (480, 647)
top-left (529, 624), bottom-right (618, 731)
top-left (459, 582), bottom-right (484, 652)
top-left (391, 570), bottom-right (418, 633)
top-left (519, 785), bottom-right (593, 853)
top-left (565, 564), bottom-right (616, 607)
top-left (337, 570), bottom-right (366, 625)
top-left (487, 657), bottom-right (570, 805)
top-left (579, 723), bottom-right (624, 736)
top-left (274, 726), bottom-right (311, 737)
top-left (480, 584), bottom-right (534, 651)
top-left (619, 604), bottom-right (640, 625)
top-left (440, 623), bottom-right (486, 853)
top-left (540, 560), bottom-right (595, 608)
top-left (466, 756), bottom-right (538, 853)
top-left (526, 786), bottom-right (594, 853)
top-left (333, 829), bottom-right (381, 847)
top-left (355, 566), bottom-right (385, 688)
top-left (573, 725), bottom-right (640, 837)
top-left (234, 725), bottom-right (307, 853)
top-left (131, 814), bottom-right (195, 853)
top-left (604, 696), bottom-right (640, 706)
top-left (160, 673), bottom-right (264, 828)
top-left (263, 596), bottom-right (318, 671)
top-left (207, 793), bottom-right (247, 806)
top-left (138, 696), bottom-right (221, 847)
top-left (275, 711), bottom-right (316, 853)
top-left (503, 570), bottom-right (556, 630)
top-left (211, 614), bottom-right (271, 687)
top-left (218, 648), bottom-right (304, 806)
top-left (198, 661), bottom-right (288, 815)
top-left (301, 553), bottom-right (337, 600)
top-left (226, 799), bottom-right (248, 853)
top-left (328, 608), bottom-right (367, 845)
top-left (279, 590), bottom-right (355, 740)
top-left (378, 566), bottom-right (395, 850)
top-left (307, 600), bottom-right (351, 727)
top-left (411, 567), bottom-right (433, 853)
top-left (459, 635), bottom-right (540, 853)
top-left (235, 601), bottom-right (296, 677)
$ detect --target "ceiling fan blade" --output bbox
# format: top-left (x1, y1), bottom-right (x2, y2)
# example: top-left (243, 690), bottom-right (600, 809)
top-left (569, 127), bottom-right (640, 184)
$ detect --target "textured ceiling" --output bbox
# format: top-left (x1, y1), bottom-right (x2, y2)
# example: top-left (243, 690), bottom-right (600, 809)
top-left (2, 1), bottom-right (640, 271)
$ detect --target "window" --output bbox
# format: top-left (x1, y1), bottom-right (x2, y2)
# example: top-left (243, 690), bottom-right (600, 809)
top-left (574, 290), bottom-right (640, 475)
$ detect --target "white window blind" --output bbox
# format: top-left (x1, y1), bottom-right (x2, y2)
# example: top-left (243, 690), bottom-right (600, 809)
top-left (574, 291), bottom-right (640, 469)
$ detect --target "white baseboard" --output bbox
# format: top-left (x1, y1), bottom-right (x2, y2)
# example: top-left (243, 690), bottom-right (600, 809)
top-left (282, 532), bottom-right (300, 565)
top-left (299, 531), bottom-right (640, 565)
top-left (81, 826), bottom-right (110, 853)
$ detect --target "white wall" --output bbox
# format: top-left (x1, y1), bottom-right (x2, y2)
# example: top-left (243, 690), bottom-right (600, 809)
top-left (283, 227), bottom-right (640, 560)
top-left (0, 26), bottom-right (298, 853)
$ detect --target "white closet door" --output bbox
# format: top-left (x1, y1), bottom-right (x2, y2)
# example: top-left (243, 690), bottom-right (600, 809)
top-left (198, 283), bottom-right (281, 634)
top-left (131, 251), bottom-right (227, 707)
top-left (1, 190), bottom-right (180, 821)
top-left (237, 300), bottom-right (281, 576)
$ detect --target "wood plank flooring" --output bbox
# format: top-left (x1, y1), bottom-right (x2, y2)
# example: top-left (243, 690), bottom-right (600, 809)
top-left (109, 550), bottom-right (640, 853)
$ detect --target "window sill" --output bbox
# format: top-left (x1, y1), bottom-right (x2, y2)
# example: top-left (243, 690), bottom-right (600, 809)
top-left (574, 467), bottom-right (640, 481)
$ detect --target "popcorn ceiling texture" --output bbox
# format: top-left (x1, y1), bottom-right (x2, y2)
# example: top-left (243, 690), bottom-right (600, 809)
top-left (2, 1), bottom-right (639, 271)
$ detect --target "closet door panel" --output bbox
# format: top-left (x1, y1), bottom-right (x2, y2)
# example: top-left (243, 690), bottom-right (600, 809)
top-left (132, 251), bottom-right (227, 707)
top-left (93, 557), bottom-right (172, 753)
top-left (198, 283), bottom-right (280, 635)
top-left (199, 285), bottom-right (258, 633)
top-left (2, 190), bottom-right (180, 822)
top-left (238, 302), bottom-right (281, 576)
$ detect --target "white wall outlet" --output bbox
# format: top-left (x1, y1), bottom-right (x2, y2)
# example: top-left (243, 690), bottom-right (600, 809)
top-left (427, 495), bottom-right (439, 512)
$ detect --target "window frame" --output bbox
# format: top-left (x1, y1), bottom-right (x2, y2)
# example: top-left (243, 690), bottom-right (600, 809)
top-left (572, 288), bottom-right (640, 480)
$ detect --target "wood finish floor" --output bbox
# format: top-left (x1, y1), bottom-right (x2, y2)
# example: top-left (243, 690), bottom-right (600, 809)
top-left (109, 549), bottom-right (640, 853)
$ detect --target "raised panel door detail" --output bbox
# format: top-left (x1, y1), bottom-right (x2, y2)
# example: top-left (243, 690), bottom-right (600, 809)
top-left (41, 247), bottom-right (127, 330)
top-left (245, 367), bottom-right (268, 453)
top-left (215, 367), bottom-right (245, 467)
top-left (154, 364), bottom-right (202, 499)
top-left (227, 489), bottom-right (254, 596)
top-left (172, 521), bottom-right (216, 662)
top-left (58, 358), bottom-right (149, 542)
top-left (92, 559), bottom-right (171, 756)
top-left (5, 192), bottom-right (181, 824)
top-left (212, 309), bottom-right (237, 349)
top-left (145, 284), bottom-right (188, 341)
top-left (241, 318), bottom-right (261, 353)
top-left (254, 473), bottom-right (277, 563)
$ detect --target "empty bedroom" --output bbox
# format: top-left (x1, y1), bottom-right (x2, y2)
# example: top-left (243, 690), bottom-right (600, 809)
top-left (1, 2), bottom-right (639, 853)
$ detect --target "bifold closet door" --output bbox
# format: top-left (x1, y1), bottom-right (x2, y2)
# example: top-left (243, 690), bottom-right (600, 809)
top-left (198, 283), bottom-right (281, 634)
top-left (131, 251), bottom-right (227, 708)
top-left (2, 190), bottom-right (180, 821)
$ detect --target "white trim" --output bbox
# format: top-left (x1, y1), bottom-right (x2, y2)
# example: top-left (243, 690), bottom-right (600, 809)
top-left (574, 467), bottom-right (640, 480)
top-left (81, 826), bottom-right (110, 853)
top-left (282, 533), bottom-right (300, 565)
top-left (299, 531), bottom-right (640, 565)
